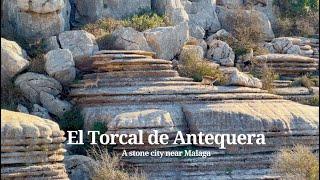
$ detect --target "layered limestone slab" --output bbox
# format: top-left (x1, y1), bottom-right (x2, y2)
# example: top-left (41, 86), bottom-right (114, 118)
top-left (94, 50), bottom-right (156, 57)
top-left (183, 100), bottom-right (319, 136)
top-left (1, 110), bottom-right (68, 179)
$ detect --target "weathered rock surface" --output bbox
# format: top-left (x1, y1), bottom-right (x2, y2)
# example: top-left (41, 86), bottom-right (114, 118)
top-left (45, 49), bottom-right (76, 84)
top-left (69, 50), bottom-right (319, 179)
top-left (181, 0), bottom-right (221, 38)
top-left (152, 0), bottom-right (189, 25)
top-left (1, 38), bottom-right (29, 85)
top-left (179, 45), bottom-right (204, 62)
top-left (216, 6), bottom-right (274, 41)
top-left (1, 0), bottom-right (70, 42)
top-left (112, 27), bottom-right (152, 51)
top-left (14, 72), bottom-right (62, 104)
top-left (42, 36), bottom-right (61, 53)
top-left (103, 0), bottom-right (151, 19)
top-left (31, 104), bottom-right (52, 120)
top-left (255, 54), bottom-right (318, 76)
top-left (226, 69), bottom-right (262, 88)
top-left (17, 104), bottom-right (29, 114)
top-left (64, 155), bottom-right (97, 180)
top-left (206, 39), bottom-right (235, 66)
top-left (72, 0), bottom-right (103, 26)
top-left (144, 22), bottom-right (189, 60)
top-left (59, 30), bottom-right (99, 64)
top-left (1, 110), bottom-right (68, 179)
top-left (40, 92), bottom-right (72, 118)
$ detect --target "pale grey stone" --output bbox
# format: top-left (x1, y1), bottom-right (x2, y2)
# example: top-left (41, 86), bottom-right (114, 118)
top-left (112, 27), bottom-right (152, 51)
top-left (144, 22), bottom-right (189, 60)
top-left (40, 91), bottom-right (72, 118)
top-left (31, 104), bottom-right (52, 120)
top-left (1, 38), bottom-right (29, 81)
top-left (227, 69), bottom-right (262, 88)
top-left (179, 45), bottom-right (204, 62)
top-left (14, 72), bottom-right (62, 104)
top-left (16, 0), bottom-right (65, 13)
top-left (59, 30), bottom-right (99, 64)
top-left (17, 104), bottom-right (29, 114)
top-left (102, 0), bottom-right (151, 19)
top-left (206, 39), bottom-right (235, 66)
top-left (45, 49), bottom-right (76, 84)
top-left (64, 155), bottom-right (97, 180)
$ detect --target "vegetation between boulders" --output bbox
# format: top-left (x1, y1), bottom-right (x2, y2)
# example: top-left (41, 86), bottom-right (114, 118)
top-left (272, 145), bottom-right (319, 180)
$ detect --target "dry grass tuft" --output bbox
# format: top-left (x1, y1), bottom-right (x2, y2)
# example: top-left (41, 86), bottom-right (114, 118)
top-left (272, 145), bottom-right (319, 180)
top-left (291, 75), bottom-right (316, 88)
top-left (1, 81), bottom-right (29, 111)
top-left (178, 51), bottom-right (226, 83)
top-left (88, 147), bottom-right (147, 180)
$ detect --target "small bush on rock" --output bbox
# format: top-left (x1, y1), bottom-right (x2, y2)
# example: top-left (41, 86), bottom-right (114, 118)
top-left (89, 147), bottom-right (146, 180)
top-left (123, 12), bottom-right (170, 32)
top-left (272, 145), bottom-right (319, 180)
top-left (178, 52), bottom-right (226, 83)
top-left (83, 18), bottom-right (123, 50)
top-left (58, 106), bottom-right (84, 133)
top-left (224, 7), bottom-right (265, 57)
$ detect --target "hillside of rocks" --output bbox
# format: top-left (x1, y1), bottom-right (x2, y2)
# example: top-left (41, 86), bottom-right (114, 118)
top-left (1, 0), bottom-right (319, 179)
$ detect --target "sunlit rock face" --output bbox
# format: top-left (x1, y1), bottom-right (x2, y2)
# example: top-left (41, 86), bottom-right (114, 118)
top-left (1, 0), bottom-right (70, 43)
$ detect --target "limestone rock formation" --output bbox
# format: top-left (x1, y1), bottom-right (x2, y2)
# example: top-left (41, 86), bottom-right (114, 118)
top-left (45, 49), bottom-right (76, 84)
top-left (69, 50), bottom-right (318, 179)
top-left (14, 72), bottom-right (62, 104)
top-left (226, 69), bottom-right (263, 88)
top-left (17, 104), bottom-right (29, 114)
top-left (255, 54), bottom-right (318, 76)
top-left (1, 38), bottom-right (29, 85)
top-left (206, 39), bottom-right (235, 66)
top-left (40, 92), bottom-right (73, 118)
top-left (103, 0), bottom-right (151, 19)
top-left (144, 22), bottom-right (189, 60)
top-left (216, 6), bottom-right (274, 41)
top-left (72, 0), bottom-right (103, 26)
top-left (112, 27), bottom-right (152, 51)
top-left (181, 0), bottom-right (221, 38)
top-left (1, 0), bottom-right (70, 42)
top-left (152, 0), bottom-right (189, 25)
top-left (31, 104), bottom-right (52, 120)
top-left (1, 110), bottom-right (68, 179)
top-left (42, 36), bottom-right (61, 53)
top-left (59, 30), bottom-right (99, 64)
top-left (179, 45), bottom-right (204, 62)
top-left (64, 155), bottom-right (97, 180)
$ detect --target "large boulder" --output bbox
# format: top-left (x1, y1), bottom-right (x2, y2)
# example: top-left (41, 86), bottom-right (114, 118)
top-left (58, 30), bottom-right (99, 64)
top-left (216, 6), bottom-right (274, 41)
top-left (14, 72), bottom-right (62, 104)
top-left (1, 38), bottom-right (29, 85)
top-left (265, 37), bottom-right (302, 55)
top-left (152, 0), bottom-right (189, 25)
top-left (45, 49), bottom-right (76, 85)
top-left (102, 0), bottom-right (151, 19)
top-left (112, 27), bottom-right (152, 51)
top-left (206, 39), bottom-right (235, 66)
top-left (31, 104), bottom-right (52, 120)
top-left (144, 22), bottom-right (189, 60)
top-left (72, 0), bottom-right (103, 27)
top-left (64, 155), bottom-right (97, 180)
top-left (181, 0), bottom-right (221, 38)
top-left (226, 69), bottom-right (262, 88)
top-left (179, 45), bottom-right (204, 62)
top-left (1, 0), bottom-right (69, 42)
top-left (40, 92), bottom-right (72, 118)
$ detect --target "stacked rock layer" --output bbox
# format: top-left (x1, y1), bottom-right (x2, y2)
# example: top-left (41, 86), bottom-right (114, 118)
top-left (255, 54), bottom-right (319, 76)
top-left (70, 50), bottom-right (319, 179)
top-left (1, 110), bottom-right (68, 180)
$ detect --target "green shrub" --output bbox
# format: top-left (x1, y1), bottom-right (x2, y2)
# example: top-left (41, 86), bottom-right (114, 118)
top-left (272, 145), bottom-right (319, 180)
top-left (58, 106), bottom-right (84, 133)
top-left (123, 12), bottom-right (169, 31)
top-left (309, 95), bottom-right (319, 106)
top-left (273, 0), bottom-right (319, 17)
top-left (92, 122), bottom-right (108, 133)
top-left (178, 51), bottom-right (226, 83)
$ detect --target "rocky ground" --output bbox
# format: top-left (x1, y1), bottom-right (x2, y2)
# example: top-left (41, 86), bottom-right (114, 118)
top-left (1, 0), bottom-right (319, 180)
